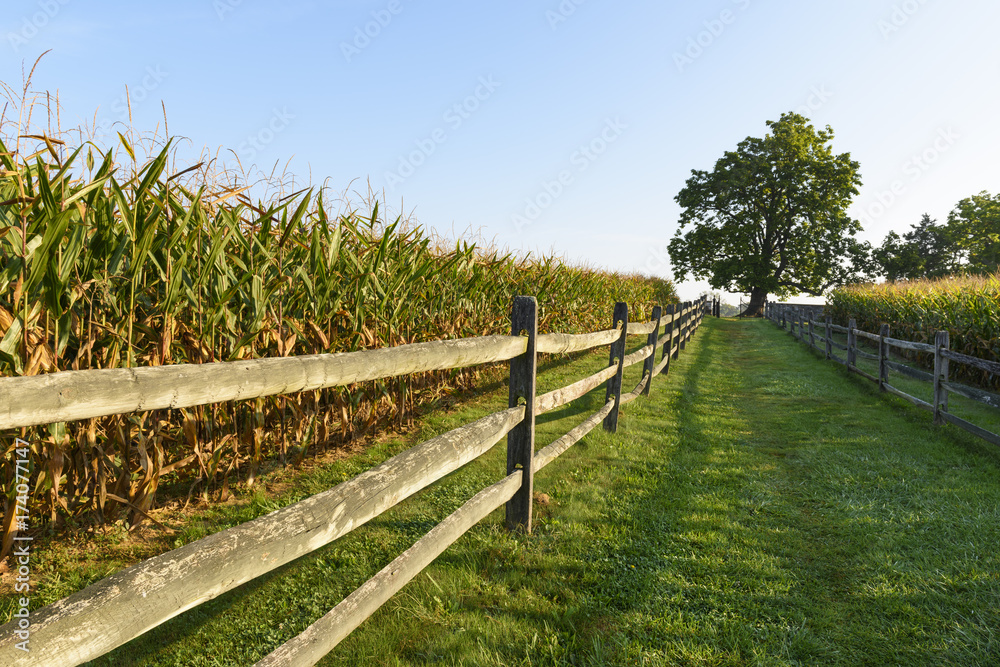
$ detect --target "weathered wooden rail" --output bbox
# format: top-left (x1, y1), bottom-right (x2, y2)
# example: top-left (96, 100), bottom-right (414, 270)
top-left (767, 301), bottom-right (1000, 448)
top-left (0, 296), bottom-right (707, 666)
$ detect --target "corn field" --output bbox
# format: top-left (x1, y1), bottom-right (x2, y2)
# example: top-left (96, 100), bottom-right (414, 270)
top-left (827, 274), bottom-right (1000, 386)
top-left (0, 120), bottom-right (675, 555)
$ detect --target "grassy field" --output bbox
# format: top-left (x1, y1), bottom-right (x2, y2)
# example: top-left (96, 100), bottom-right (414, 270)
top-left (9, 317), bottom-right (1000, 665)
top-left (784, 318), bottom-right (1000, 438)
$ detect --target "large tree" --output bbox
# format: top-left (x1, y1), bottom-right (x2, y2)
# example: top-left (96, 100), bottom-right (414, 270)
top-left (668, 113), bottom-right (869, 316)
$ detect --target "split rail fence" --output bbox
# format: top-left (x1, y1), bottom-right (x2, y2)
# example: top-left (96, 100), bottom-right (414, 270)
top-left (766, 302), bottom-right (1000, 448)
top-left (0, 295), bottom-right (707, 666)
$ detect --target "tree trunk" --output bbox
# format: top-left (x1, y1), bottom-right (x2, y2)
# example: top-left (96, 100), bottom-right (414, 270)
top-left (740, 287), bottom-right (767, 317)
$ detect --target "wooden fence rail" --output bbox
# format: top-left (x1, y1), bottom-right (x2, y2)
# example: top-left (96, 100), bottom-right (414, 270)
top-left (767, 302), bottom-right (1000, 449)
top-left (0, 296), bottom-right (708, 666)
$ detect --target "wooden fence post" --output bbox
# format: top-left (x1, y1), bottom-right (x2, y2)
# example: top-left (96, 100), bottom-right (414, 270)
top-left (781, 306), bottom-right (786, 330)
top-left (506, 296), bottom-right (537, 533)
top-left (847, 318), bottom-right (857, 368)
top-left (825, 316), bottom-right (832, 360)
top-left (679, 302), bottom-right (689, 352)
top-left (878, 324), bottom-right (890, 391)
top-left (642, 306), bottom-right (662, 396)
top-left (687, 301), bottom-right (693, 343)
top-left (661, 304), bottom-right (675, 374)
top-left (673, 304), bottom-right (683, 360)
top-left (809, 318), bottom-right (815, 349)
top-left (604, 302), bottom-right (628, 433)
top-left (677, 303), bottom-right (685, 352)
top-left (934, 330), bottom-right (950, 425)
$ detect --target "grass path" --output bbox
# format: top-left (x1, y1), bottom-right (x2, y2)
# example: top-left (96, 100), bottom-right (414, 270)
top-left (24, 317), bottom-right (1000, 665)
top-left (573, 317), bottom-right (1000, 665)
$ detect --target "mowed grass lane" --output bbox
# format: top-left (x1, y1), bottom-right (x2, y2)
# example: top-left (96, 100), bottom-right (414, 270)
top-left (82, 317), bottom-right (1000, 665)
top-left (572, 317), bottom-right (1000, 665)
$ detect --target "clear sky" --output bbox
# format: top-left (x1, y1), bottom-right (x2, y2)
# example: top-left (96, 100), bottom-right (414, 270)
top-left (3, 0), bottom-right (998, 304)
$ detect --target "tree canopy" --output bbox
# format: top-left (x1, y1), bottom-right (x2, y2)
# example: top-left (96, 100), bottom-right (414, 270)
top-left (668, 112), bottom-right (868, 316)
top-left (873, 214), bottom-right (957, 282)
top-left (872, 192), bottom-right (1000, 281)
top-left (948, 191), bottom-right (1000, 275)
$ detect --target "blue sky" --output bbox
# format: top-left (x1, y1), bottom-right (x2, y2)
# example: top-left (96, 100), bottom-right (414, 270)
top-left (3, 0), bottom-right (999, 303)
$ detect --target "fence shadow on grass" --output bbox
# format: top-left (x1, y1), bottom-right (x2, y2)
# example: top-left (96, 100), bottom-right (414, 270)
top-left (463, 317), bottom-right (1000, 664)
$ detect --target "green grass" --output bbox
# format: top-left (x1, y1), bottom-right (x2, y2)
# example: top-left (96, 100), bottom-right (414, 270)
top-left (788, 320), bottom-right (1000, 437)
top-left (11, 317), bottom-right (1000, 665)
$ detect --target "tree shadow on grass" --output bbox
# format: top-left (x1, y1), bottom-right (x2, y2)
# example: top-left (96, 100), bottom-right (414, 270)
top-left (449, 319), bottom-right (1000, 665)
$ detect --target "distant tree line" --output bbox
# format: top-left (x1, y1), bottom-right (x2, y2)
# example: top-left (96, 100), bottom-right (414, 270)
top-left (718, 301), bottom-right (740, 318)
top-left (874, 191), bottom-right (1000, 281)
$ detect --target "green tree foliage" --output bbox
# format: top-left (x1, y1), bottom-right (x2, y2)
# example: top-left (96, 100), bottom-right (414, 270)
top-left (873, 214), bottom-right (956, 281)
top-left (948, 191), bottom-right (1000, 274)
top-left (873, 192), bottom-right (999, 281)
top-left (718, 302), bottom-right (740, 318)
top-left (668, 113), bottom-right (869, 316)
